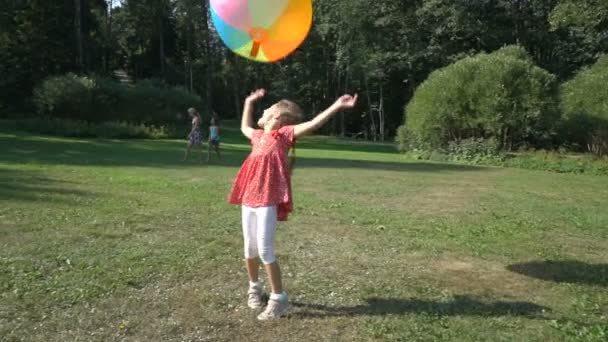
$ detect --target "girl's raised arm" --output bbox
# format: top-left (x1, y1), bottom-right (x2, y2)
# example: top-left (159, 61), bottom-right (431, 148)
top-left (241, 89), bottom-right (266, 139)
top-left (294, 94), bottom-right (358, 139)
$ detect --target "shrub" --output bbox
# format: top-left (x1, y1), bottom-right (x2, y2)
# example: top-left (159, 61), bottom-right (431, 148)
top-left (561, 55), bottom-right (608, 156)
top-left (33, 74), bottom-right (204, 125)
top-left (33, 73), bottom-right (96, 121)
top-left (504, 151), bottom-right (608, 176)
top-left (395, 125), bottom-right (431, 152)
top-left (403, 45), bottom-right (559, 150)
top-left (3, 118), bottom-right (175, 139)
top-left (447, 138), bottom-right (505, 164)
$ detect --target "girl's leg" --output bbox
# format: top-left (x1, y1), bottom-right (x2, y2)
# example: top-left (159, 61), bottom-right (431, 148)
top-left (241, 205), bottom-right (259, 281)
top-left (183, 143), bottom-right (192, 161)
top-left (206, 142), bottom-right (212, 162)
top-left (242, 206), bottom-right (264, 309)
top-left (265, 259), bottom-right (283, 294)
top-left (256, 206), bottom-right (283, 294)
top-left (214, 144), bottom-right (221, 160)
top-left (246, 257), bottom-right (260, 282)
top-left (256, 206), bottom-right (289, 320)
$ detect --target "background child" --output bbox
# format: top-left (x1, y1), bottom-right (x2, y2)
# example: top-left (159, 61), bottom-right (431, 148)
top-left (207, 117), bottom-right (221, 162)
top-left (228, 89), bottom-right (358, 320)
top-left (183, 107), bottom-right (203, 162)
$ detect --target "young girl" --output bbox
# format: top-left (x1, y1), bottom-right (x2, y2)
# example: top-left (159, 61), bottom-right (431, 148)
top-left (183, 107), bottom-right (203, 162)
top-left (207, 117), bottom-right (221, 162)
top-left (228, 89), bottom-right (358, 320)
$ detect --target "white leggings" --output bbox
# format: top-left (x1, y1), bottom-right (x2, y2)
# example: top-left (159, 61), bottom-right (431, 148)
top-left (242, 205), bottom-right (278, 265)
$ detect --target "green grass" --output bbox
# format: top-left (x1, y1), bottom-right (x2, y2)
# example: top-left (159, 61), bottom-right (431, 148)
top-left (1, 130), bottom-right (607, 341)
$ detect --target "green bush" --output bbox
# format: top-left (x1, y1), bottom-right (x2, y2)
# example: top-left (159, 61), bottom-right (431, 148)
top-left (447, 138), bottom-right (505, 164)
top-left (34, 73), bottom-right (97, 121)
top-left (504, 151), bottom-right (608, 176)
top-left (402, 45), bottom-right (559, 150)
top-left (2, 118), bottom-right (175, 139)
top-left (561, 55), bottom-right (608, 156)
top-left (396, 143), bottom-right (608, 175)
top-left (395, 125), bottom-right (431, 152)
top-left (33, 74), bottom-right (204, 125)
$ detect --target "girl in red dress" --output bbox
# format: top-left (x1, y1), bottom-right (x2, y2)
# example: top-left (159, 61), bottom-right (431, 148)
top-left (229, 89), bottom-right (358, 320)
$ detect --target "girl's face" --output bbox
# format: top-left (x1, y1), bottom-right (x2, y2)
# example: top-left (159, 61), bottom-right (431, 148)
top-left (258, 104), bottom-right (283, 130)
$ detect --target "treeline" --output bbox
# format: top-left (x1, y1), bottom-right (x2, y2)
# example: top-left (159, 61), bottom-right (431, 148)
top-left (1, 0), bottom-right (606, 146)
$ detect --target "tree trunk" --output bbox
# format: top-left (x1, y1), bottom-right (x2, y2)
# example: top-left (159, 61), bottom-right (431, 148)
top-left (590, 129), bottom-right (608, 156)
top-left (512, 0), bottom-right (529, 45)
top-left (159, 7), bottom-right (165, 81)
top-left (190, 62), bottom-right (194, 93)
top-left (379, 84), bottom-right (385, 142)
top-left (503, 126), bottom-right (510, 151)
top-left (75, 0), bottom-right (83, 73)
top-left (230, 54), bottom-right (241, 119)
top-left (341, 68), bottom-right (349, 137)
top-left (324, 47), bottom-right (330, 102)
top-left (364, 76), bottom-right (376, 141)
top-left (202, 0), bottom-right (213, 114)
top-left (333, 69), bottom-right (341, 135)
top-left (187, 20), bottom-right (193, 92)
top-left (184, 59), bottom-right (188, 89)
top-left (104, 0), bottom-right (113, 74)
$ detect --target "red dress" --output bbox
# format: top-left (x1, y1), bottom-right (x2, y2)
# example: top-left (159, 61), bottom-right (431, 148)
top-left (228, 125), bottom-right (295, 221)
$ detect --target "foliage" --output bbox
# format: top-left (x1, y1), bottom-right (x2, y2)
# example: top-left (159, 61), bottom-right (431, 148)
top-left (504, 150), bottom-right (608, 176)
top-left (1, 118), bottom-right (175, 139)
top-left (550, 0), bottom-right (608, 30)
top-left (395, 125), bottom-right (431, 153)
top-left (561, 55), bottom-right (608, 156)
top-left (33, 74), bottom-right (204, 124)
top-left (403, 46), bottom-right (559, 150)
top-left (446, 138), bottom-right (505, 164)
top-left (2, 0), bottom-right (608, 150)
top-left (398, 144), bottom-right (608, 175)
top-left (33, 74), bottom-right (110, 122)
top-left (0, 0), bottom-right (107, 110)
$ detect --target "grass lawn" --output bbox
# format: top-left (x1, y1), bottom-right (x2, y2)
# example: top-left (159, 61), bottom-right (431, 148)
top-left (1, 129), bottom-right (607, 341)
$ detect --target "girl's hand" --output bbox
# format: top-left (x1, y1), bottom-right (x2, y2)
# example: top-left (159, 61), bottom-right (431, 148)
top-left (245, 89), bottom-right (266, 103)
top-left (334, 94), bottom-right (358, 110)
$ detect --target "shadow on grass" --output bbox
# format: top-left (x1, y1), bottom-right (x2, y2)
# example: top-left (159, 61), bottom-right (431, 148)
top-left (507, 260), bottom-right (608, 287)
top-left (294, 157), bottom-right (483, 172)
top-left (291, 295), bottom-right (548, 319)
top-left (296, 137), bottom-right (398, 154)
top-left (209, 123), bottom-right (399, 154)
top-left (0, 168), bottom-right (94, 204)
top-left (0, 133), bottom-right (485, 173)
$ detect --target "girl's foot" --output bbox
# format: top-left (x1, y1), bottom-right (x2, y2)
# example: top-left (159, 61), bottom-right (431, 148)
top-left (247, 284), bottom-right (263, 309)
top-left (257, 294), bottom-right (289, 320)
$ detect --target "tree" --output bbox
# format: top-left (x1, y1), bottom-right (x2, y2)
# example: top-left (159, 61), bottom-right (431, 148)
top-left (115, 0), bottom-right (177, 81)
top-left (561, 55), bottom-right (608, 156)
top-left (549, 0), bottom-right (608, 75)
top-left (403, 46), bottom-right (559, 150)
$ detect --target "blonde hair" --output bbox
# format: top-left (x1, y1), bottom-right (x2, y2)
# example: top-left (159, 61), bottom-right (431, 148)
top-left (187, 107), bottom-right (199, 117)
top-left (274, 99), bottom-right (302, 174)
top-left (275, 99), bottom-right (303, 125)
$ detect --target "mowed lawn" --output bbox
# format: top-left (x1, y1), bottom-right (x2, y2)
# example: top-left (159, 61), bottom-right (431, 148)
top-left (1, 130), bottom-right (607, 341)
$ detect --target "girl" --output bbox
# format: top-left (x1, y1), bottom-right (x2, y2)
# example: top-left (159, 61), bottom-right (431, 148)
top-left (228, 89), bottom-right (358, 320)
top-left (183, 107), bottom-right (203, 162)
top-left (207, 117), bottom-right (221, 162)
